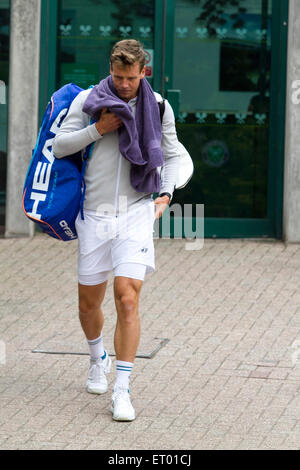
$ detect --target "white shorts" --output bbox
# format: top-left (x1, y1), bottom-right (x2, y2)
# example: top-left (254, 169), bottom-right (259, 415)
top-left (75, 200), bottom-right (156, 285)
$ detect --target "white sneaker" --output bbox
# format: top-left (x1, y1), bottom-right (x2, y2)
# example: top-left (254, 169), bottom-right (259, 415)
top-left (111, 387), bottom-right (136, 421)
top-left (86, 351), bottom-right (111, 394)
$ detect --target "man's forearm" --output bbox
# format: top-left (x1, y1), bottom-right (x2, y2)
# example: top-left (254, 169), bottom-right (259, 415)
top-left (159, 154), bottom-right (180, 198)
top-left (53, 124), bottom-right (101, 158)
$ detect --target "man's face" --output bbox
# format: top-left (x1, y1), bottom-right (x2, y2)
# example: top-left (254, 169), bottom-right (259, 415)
top-left (110, 62), bottom-right (145, 102)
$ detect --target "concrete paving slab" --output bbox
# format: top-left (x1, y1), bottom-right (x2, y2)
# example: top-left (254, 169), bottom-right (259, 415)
top-left (1, 235), bottom-right (300, 449)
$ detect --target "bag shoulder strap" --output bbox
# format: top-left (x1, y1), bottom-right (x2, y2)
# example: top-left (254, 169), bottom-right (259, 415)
top-left (158, 99), bottom-right (165, 124)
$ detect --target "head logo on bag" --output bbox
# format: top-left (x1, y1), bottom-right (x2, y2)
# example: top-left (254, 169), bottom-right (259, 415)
top-left (22, 83), bottom-right (92, 241)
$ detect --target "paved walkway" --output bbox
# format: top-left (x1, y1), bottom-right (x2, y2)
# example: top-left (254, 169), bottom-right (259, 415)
top-left (1, 235), bottom-right (300, 450)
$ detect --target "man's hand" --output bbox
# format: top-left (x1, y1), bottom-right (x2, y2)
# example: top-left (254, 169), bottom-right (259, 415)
top-left (154, 195), bottom-right (170, 219)
top-left (95, 107), bottom-right (123, 135)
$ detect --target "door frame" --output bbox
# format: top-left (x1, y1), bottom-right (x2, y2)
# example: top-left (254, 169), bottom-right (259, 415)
top-left (161, 0), bottom-right (289, 239)
top-left (39, 0), bottom-right (58, 124)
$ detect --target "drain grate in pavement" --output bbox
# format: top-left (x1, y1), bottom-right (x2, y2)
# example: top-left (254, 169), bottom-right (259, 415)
top-left (32, 334), bottom-right (169, 359)
top-left (235, 360), bottom-right (292, 380)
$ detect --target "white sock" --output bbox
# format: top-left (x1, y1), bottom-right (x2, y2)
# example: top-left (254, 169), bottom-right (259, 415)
top-left (87, 334), bottom-right (105, 362)
top-left (114, 360), bottom-right (133, 391)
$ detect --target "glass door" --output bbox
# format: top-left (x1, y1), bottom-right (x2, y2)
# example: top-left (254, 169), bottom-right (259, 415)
top-left (56, 0), bottom-right (157, 90)
top-left (163, 0), bottom-right (288, 238)
top-left (39, 0), bottom-right (162, 122)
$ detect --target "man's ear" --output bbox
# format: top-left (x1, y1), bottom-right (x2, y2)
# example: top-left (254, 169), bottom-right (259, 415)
top-left (140, 66), bottom-right (146, 78)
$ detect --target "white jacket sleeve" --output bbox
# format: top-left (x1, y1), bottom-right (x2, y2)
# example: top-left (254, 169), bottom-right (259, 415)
top-left (160, 100), bottom-right (181, 196)
top-left (52, 90), bottom-right (102, 158)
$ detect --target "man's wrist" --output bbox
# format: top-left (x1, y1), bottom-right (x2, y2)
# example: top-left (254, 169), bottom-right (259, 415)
top-left (95, 122), bottom-right (104, 136)
top-left (159, 192), bottom-right (172, 203)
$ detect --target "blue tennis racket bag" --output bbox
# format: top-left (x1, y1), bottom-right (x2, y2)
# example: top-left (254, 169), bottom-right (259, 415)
top-left (22, 83), bottom-right (92, 241)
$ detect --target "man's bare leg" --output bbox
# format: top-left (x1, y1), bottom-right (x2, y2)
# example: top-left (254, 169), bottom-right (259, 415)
top-left (78, 282), bottom-right (108, 340)
top-left (78, 281), bottom-right (111, 394)
top-left (113, 276), bottom-right (143, 363)
top-left (111, 275), bottom-right (143, 420)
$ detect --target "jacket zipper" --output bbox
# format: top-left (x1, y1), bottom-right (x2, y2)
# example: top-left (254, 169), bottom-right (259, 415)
top-left (114, 153), bottom-right (122, 215)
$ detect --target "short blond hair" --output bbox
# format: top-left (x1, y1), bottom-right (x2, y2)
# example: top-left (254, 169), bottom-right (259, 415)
top-left (110, 39), bottom-right (146, 71)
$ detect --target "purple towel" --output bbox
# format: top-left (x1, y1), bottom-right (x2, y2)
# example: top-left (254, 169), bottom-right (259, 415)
top-left (82, 75), bottom-right (164, 193)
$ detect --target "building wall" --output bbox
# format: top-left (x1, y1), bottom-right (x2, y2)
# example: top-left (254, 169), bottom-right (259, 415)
top-left (5, 0), bottom-right (40, 237)
top-left (283, 0), bottom-right (300, 242)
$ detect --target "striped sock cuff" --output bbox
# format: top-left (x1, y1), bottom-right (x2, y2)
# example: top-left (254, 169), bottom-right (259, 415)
top-left (115, 360), bottom-right (134, 391)
top-left (87, 335), bottom-right (103, 346)
top-left (87, 334), bottom-right (104, 361)
top-left (116, 360), bottom-right (133, 372)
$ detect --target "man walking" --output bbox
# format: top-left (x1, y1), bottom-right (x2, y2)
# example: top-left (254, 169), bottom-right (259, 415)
top-left (53, 40), bottom-right (180, 421)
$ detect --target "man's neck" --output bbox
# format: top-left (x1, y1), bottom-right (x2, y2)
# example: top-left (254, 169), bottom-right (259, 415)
top-left (122, 93), bottom-right (138, 103)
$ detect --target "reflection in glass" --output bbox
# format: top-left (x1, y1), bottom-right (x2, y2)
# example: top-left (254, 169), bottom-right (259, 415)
top-left (172, 0), bottom-right (272, 219)
top-left (57, 0), bottom-right (155, 89)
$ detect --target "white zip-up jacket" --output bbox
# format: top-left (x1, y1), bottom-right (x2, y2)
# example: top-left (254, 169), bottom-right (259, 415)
top-left (53, 88), bottom-right (181, 215)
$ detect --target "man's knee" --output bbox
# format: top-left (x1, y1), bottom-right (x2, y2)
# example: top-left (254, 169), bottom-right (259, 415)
top-left (114, 281), bottom-right (141, 324)
top-left (78, 283), bottom-right (107, 315)
top-left (79, 296), bottom-right (100, 316)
